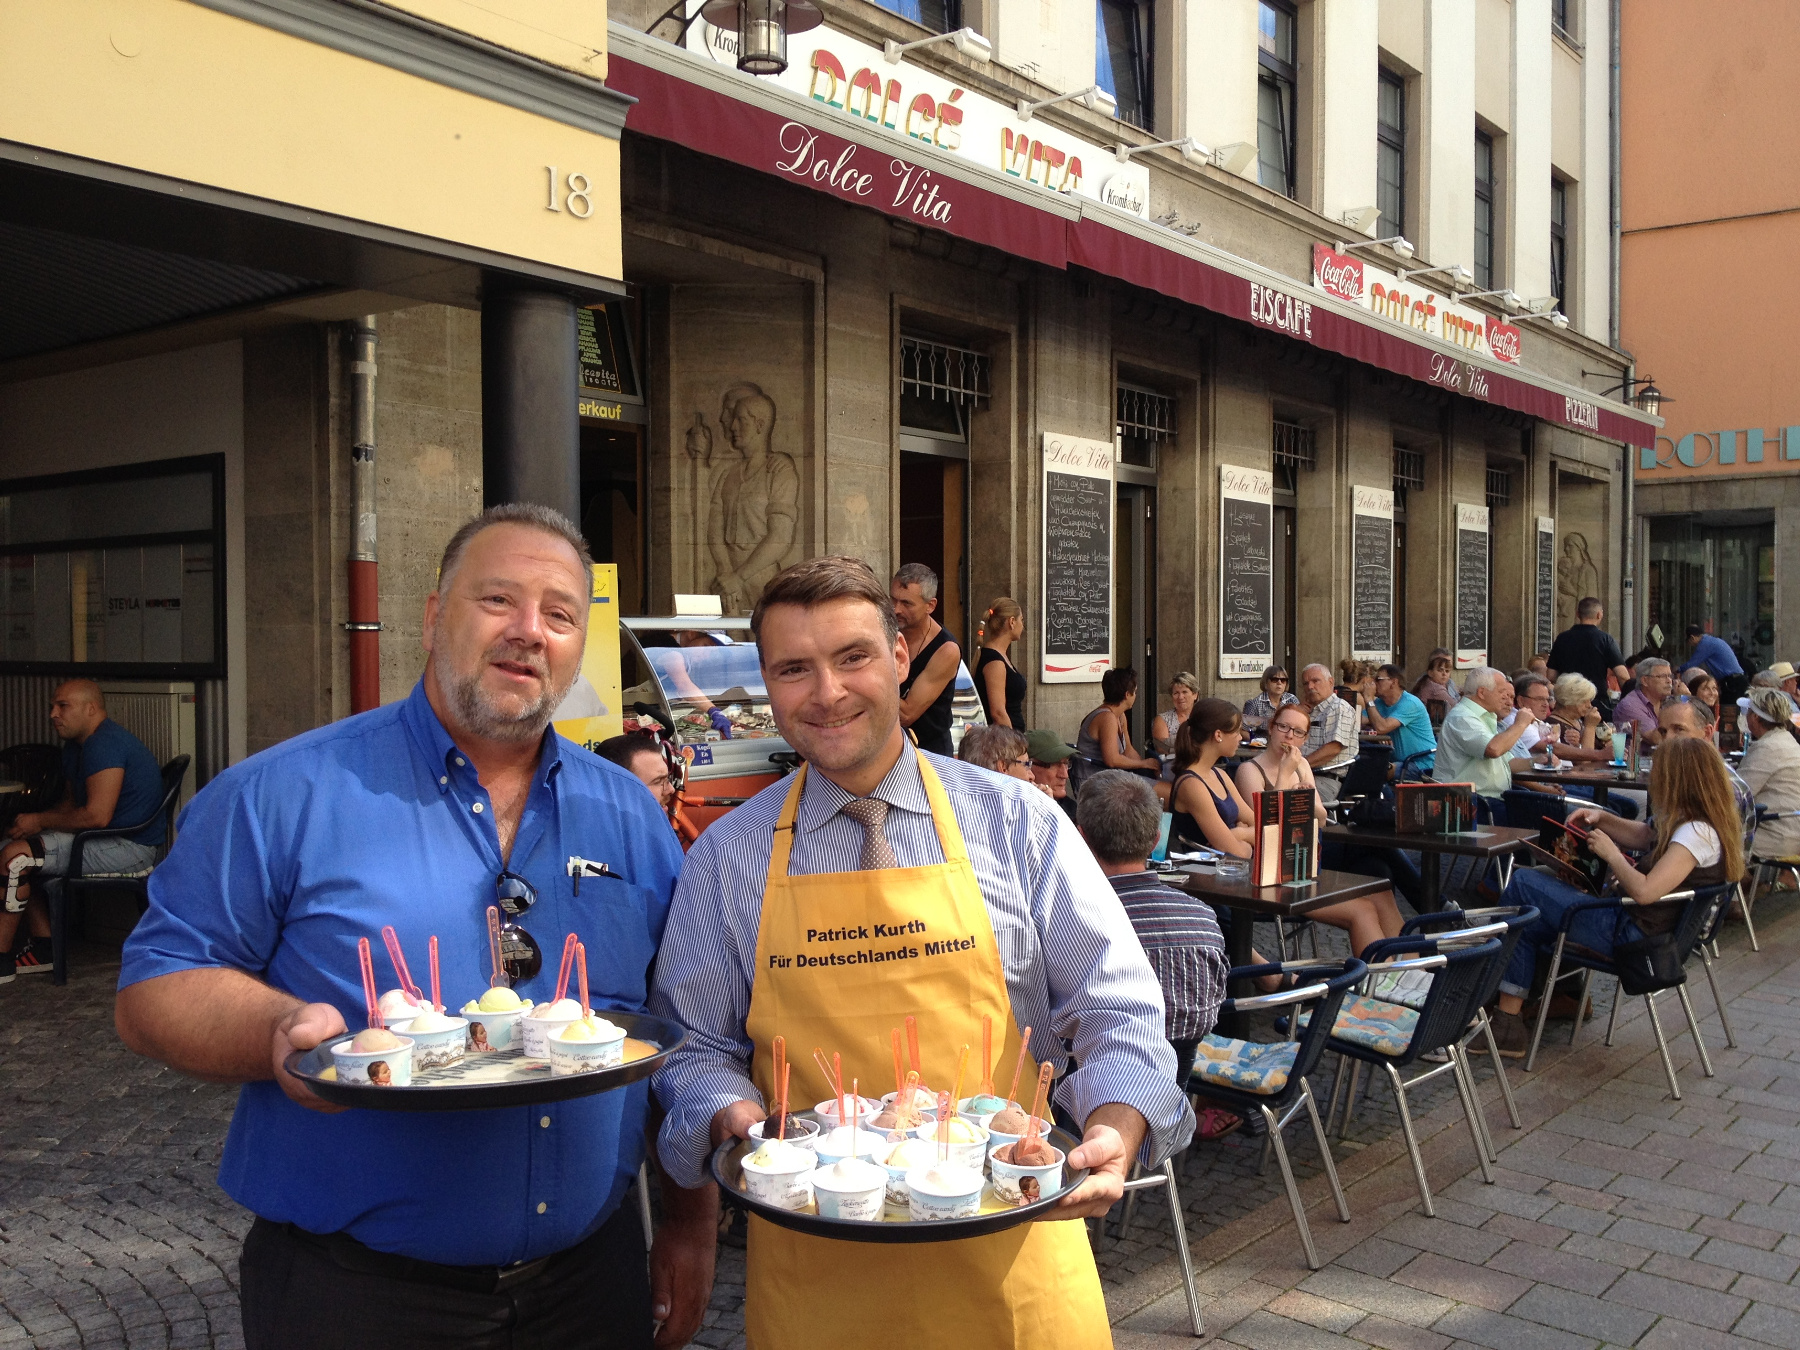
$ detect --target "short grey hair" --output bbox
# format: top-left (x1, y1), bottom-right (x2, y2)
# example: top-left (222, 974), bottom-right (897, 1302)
top-left (1300, 663), bottom-right (1331, 681)
top-left (958, 725), bottom-right (1027, 774)
top-left (1169, 671), bottom-right (1201, 696)
top-left (1745, 687), bottom-right (1796, 729)
top-left (1636, 657), bottom-right (1672, 678)
top-left (436, 503), bottom-right (593, 597)
top-left (1552, 672), bottom-right (1596, 706)
top-left (1463, 666), bottom-right (1506, 697)
top-left (1513, 673), bottom-right (1549, 701)
top-left (1076, 770), bottom-right (1164, 865)
top-left (892, 563), bottom-right (939, 601)
top-left (1661, 692), bottom-right (1715, 728)
top-left (1752, 669), bottom-right (1783, 689)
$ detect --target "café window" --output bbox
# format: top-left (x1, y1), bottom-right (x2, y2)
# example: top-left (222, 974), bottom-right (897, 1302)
top-left (0, 455), bottom-right (224, 677)
top-left (1550, 176), bottom-right (1568, 310)
top-left (1257, 0), bottom-right (1298, 197)
top-left (900, 334), bottom-right (988, 650)
top-left (1272, 418), bottom-right (1316, 495)
top-left (1116, 383), bottom-right (1174, 470)
top-left (1096, 0), bottom-right (1152, 130)
top-left (1474, 130), bottom-right (1497, 290)
top-left (1377, 69), bottom-right (1406, 239)
top-left (875, 0), bottom-right (961, 32)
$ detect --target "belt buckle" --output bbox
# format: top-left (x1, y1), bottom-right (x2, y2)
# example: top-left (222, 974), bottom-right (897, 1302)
top-left (491, 1254), bottom-right (551, 1294)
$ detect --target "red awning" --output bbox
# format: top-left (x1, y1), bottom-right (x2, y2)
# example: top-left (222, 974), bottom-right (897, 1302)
top-left (607, 43), bottom-right (1655, 449)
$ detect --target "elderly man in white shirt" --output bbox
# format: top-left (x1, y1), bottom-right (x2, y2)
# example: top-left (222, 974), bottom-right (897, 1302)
top-left (1738, 687), bottom-right (1800, 860)
top-left (1436, 667), bottom-right (1533, 812)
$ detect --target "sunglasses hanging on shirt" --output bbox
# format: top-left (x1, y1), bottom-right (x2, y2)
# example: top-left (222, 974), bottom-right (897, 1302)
top-left (493, 871), bottom-right (544, 982)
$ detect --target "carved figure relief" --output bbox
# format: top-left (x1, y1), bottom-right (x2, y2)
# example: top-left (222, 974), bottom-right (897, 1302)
top-left (1557, 532), bottom-right (1601, 631)
top-left (697, 383), bottom-right (799, 613)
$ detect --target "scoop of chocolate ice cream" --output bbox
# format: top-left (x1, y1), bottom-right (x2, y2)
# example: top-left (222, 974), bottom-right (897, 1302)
top-left (996, 1137), bottom-right (1058, 1167)
top-left (988, 1103), bottom-right (1028, 1134)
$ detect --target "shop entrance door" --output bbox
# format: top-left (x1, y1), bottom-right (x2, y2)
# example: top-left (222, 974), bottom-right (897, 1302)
top-left (1114, 484), bottom-right (1156, 747)
top-left (898, 450), bottom-right (969, 649)
top-left (578, 423), bottom-right (645, 614)
top-left (1272, 504), bottom-right (1297, 676)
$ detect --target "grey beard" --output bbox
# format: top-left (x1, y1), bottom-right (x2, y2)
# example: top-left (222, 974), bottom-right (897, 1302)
top-left (439, 650), bottom-right (574, 743)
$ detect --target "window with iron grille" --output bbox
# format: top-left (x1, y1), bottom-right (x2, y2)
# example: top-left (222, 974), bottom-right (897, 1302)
top-left (901, 336), bottom-right (990, 406)
top-left (1485, 466), bottom-right (1512, 510)
top-left (1116, 384), bottom-right (1174, 469)
top-left (1272, 420), bottom-right (1316, 468)
top-left (1393, 445), bottom-right (1425, 510)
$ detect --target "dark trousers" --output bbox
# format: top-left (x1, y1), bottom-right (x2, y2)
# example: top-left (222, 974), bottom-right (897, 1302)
top-left (240, 1201), bottom-right (651, 1350)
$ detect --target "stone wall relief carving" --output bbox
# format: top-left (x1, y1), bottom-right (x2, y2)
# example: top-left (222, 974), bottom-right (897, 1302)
top-left (1557, 531), bottom-right (1601, 631)
top-left (685, 382), bottom-right (800, 614)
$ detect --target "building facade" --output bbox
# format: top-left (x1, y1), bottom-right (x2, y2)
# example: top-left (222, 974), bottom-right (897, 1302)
top-left (0, 0), bottom-right (1655, 773)
top-left (1623, 0), bottom-right (1797, 678)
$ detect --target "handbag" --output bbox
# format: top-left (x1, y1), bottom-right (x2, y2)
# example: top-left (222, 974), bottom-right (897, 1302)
top-left (1611, 911), bottom-right (1686, 996)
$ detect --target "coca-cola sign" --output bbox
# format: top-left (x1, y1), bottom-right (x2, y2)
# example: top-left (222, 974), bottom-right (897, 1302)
top-left (1486, 316), bottom-right (1522, 363)
top-left (1312, 245), bottom-right (1364, 303)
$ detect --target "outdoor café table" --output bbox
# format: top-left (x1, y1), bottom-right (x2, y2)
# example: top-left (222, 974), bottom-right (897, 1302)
top-left (1510, 766), bottom-right (1647, 807)
top-left (1167, 865), bottom-right (1388, 1037)
top-left (1320, 822), bottom-right (1538, 913)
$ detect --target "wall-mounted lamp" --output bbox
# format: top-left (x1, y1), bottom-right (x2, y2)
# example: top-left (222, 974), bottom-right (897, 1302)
top-left (884, 26), bottom-right (991, 64)
top-left (1114, 136), bottom-right (1212, 165)
top-left (1212, 142), bottom-right (1258, 175)
top-left (1583, 371), bottom-right (1669, 414)
top-left (1017, 85), bottom-right (1116, 120)
top-left (700, 0), bottom-right (823, 75)
top-left (1460, 288), bottom-right (1524, 311)
top-left (1341, 205), bottom-right (1382, 234)
top-left (1333, 235), bottom-right (1414, 260)
top-left (1516, 309), bottom-right (1571, 329)
top-left (1397, 262), bottom-right (1474, 290)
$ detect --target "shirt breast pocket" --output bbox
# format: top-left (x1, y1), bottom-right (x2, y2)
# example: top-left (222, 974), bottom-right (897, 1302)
top-left (573, 879), bottom-right (659, 1010)
top-left (992, 921), bottom-right (1042, 1007)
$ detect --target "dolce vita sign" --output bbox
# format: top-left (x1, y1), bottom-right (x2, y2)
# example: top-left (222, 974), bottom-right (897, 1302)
top-left (1312, 245), bottom-right (1522, 366)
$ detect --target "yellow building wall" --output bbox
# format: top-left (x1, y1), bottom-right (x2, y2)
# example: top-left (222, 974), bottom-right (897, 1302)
top-left (384, 0), bottom-right (608, 78)
top-left (0, 0), bottom-right (621, 283)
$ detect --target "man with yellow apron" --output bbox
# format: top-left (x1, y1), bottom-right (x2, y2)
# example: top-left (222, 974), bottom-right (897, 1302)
top-left (649, 556), bottom-right (1194, 1348)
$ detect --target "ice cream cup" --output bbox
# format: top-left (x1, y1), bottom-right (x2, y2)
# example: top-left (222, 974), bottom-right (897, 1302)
top-left (874, 1138), bottom-right (937, 1208)
top-left (520, 1007), bottom-right (583, 1058)
top-left (811, 1159), bottom-right (887, 1221)
top-left (956, 1095), bottom-right (1011, 1123)
top-left (904, 1164), bottom-right (985, 1221)
top-left (813, 1096), bottom-right (882, 1128)
top-left (909, 1120), bottom-right (990, 1171)
top-left (398, 1015), bottom-right (468, 1070)
top-left (546, 1022), bottom-right (627, 1076)
top-left (740, 1147), bottom-right (816, 1212)
top-left (330, 1035), bottom-right (415, 1087)
top-left (814, 1127), bottom-right (883, 1167)
top-left (747, 1116), bottom-right (822, 1153)
top-left (458, 999), bottom-right (530, 1052)
top-left (879, 1087), bottom-right (938, 1115)
top-left (988, 1143), bottom-right (1065, 1204)
top-left (983, 1115), bottom-right (1055, 1156)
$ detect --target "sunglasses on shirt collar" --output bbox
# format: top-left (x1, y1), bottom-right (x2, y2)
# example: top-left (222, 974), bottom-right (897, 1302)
top-left (493, 871), bottom-right (544, 982)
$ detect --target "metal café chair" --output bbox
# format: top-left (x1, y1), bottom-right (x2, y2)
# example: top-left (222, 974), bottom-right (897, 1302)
top-left (1523, 884), bottom-right (1737, 1100)
top-left (1187, 955), bottom-right (1366, 1270)
top-left (1112, 1157), bottom-right (1204, 1337)
top-left (1316, 932), bottom-right (1506, 1214)
top-left (1745, 806), bottom-right (1800, 952)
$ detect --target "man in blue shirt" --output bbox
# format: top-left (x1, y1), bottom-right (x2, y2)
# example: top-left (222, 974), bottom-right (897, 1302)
top-left (0, 679), bottom-right (164, 981)
top-left (1366, 664), bottom-right (1436, 771)
top-left (1685, 624), bottom-right (1747, 700)
top-left (115, 505), bottom-right (704, 1350)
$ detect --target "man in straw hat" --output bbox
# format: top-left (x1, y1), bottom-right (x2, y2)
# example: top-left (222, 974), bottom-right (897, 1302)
top-left (648, 555), bottom-right (1192, 1348)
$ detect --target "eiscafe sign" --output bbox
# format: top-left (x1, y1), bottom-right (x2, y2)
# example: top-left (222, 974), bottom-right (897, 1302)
top-left (1312, 245), bottom-right (1522, 366)
top-left (689, 21), bottom-right (1146, 218)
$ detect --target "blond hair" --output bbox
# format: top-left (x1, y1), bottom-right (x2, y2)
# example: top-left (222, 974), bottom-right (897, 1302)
top-left (980, 596), bottom-right (1021, 642)
top-left (1648, 737), bottom-right (1745, 883)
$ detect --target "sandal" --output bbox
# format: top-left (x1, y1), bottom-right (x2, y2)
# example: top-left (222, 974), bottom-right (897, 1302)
top-left (1196, 1106), bottom-right (1242, 1140)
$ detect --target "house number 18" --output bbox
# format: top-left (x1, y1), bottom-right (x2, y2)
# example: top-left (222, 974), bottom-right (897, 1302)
top-left (545, 166), bottom-right (594, 218)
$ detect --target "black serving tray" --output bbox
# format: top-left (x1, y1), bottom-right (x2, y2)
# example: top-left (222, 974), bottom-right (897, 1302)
top-left (711, 1118), bottom-right (1087, 1244)
top-left (282, 1010), bottom-right (685, 1112)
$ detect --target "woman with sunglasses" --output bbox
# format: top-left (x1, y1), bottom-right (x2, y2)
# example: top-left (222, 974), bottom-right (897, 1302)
top-left (1241, 665), bottom-right (1298, 735)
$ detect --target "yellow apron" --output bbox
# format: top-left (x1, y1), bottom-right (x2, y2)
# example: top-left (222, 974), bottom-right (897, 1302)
top-left (743, 759), bottom-right (1111, 1349)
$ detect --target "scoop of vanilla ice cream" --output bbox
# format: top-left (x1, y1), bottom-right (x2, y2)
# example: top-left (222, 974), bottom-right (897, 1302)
top-left (403, 1008), bottom-right (461, 1034)
top-left (557, 1015), bottom-right (622, 1042)
top-left (747, 1139), bottom-right (812, 1170)
top-left (939, 1117), bottom-right (983, 1143)
top-left (882, 1138), bottom-right (937, 1170)
top-left (537, 997), bottom-right (583, 1019)
top-left (913, 1163), bottom-right (981, 1195)
top-left (462, 987), bottom-right (525, 1013)
top-left (817, 1158), bottom-right (884, 1190)
top-left (351, 1027), bottom-right (404, 1053)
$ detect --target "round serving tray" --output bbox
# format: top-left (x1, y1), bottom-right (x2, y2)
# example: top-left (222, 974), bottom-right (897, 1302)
top-left (283, 1010), bottom-right (685, 1112)
top-left (711, 1119), bottom-right (1088, 1244)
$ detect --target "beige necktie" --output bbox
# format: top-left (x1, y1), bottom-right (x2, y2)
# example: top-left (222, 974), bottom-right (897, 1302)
top-left (839, 796), bottom-right (899, 870)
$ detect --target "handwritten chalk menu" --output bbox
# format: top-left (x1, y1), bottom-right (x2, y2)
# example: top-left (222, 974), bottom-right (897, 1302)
top-left (1351, 485), bottom-right (1395, 662)
top-left (1041, 434), bottom-right (1114, 683)
top-left (1219, 466), bottom-right (1274, 678)
top-left (1455, 502), bottom-right (1489, 668)
top-left (1535, 517), bottom-right (1556, 654)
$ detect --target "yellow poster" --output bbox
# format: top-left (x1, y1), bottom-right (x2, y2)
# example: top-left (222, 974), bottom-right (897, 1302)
top-left (552, 564), bottom-right (624, 753)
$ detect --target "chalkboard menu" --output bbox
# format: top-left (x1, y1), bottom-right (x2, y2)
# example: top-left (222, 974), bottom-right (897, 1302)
top-left (1351, 486), bottom-right (1394, 661)
top-left (1219, 466), bottom-right (1274, 678)
top-left (577, 304), bottom-right (638, 397)
top-left (1535, 518), bottom-right (1556, 654)
top-left (1455, 502), bottom-right (1489, 667)
top-left (1040, 434), bottom-right (1115, 683)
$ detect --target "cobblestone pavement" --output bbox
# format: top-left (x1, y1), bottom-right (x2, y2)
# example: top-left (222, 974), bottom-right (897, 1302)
top-left (3, 891), bottom-right (1795, 1349)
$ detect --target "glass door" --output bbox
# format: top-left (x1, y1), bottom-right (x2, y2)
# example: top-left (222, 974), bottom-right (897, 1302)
top-left (1114, 484), bottom-right (1155, 747)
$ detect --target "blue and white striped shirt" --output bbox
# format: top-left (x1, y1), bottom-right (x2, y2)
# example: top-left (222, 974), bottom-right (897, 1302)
top-left (648, 742), bottom-right (1195, 1188)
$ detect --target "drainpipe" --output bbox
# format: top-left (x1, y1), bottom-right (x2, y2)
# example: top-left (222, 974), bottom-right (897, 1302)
top-left (348, 316), bottom-right (381, 713)
top-left (1610, 0), bottom-right (1636, 652)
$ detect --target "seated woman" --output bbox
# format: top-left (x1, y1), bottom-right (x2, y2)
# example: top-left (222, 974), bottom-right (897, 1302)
top-left (1149, 671), bottom-right (1201, 772)
top-left (1682, 668), bottom-right (1721, 745)
top-left (1411, 649), bottom-right (1461, 719)
top-left (1544, 673), bottom-right (1612, 763)
top-left (1168, 699), bottom-right (1403, 956)
top-left (1077, 667), bottom-right (1162, 784)
top-left (1487, 736), bottom-right (1744, 1054)
top-left (1241, 665), bottom-right (1298, 734)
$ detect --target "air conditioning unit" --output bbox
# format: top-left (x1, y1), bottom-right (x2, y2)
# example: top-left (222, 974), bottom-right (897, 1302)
top-left (99, 681), bottom-right (198, 811)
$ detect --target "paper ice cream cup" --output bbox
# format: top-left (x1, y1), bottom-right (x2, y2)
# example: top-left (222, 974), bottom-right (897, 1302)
top-left (398, 1016), bottom-right (468, 1070)
top-left (904, 1165), bottom-right (984, 1221)
top-left (982, 1116), bottom-right (1054, 1155)
top-left (546, 1024), bottom-right (627, 1076)
top-left (747, 1117), bottom-right (821, 1153)
top-left (740, 1149), bottom-right (816, 1212)
top-left (988, 1143), bottom-right (1064, 1204)
top-left (813, 1096), bottom-right (882, 1128)
top-left (812, 1161), bottom-right (887, 1221)
top-left (520, 1008), bottom-right (582, 1058)
top-left (460, 1005), bottom-right (526, 1052)
top-left (908, 1121), bottom-right (990, 1171)
top-left (814, 1129), bottom-right (883, 1168)
top-left (330, 1035), bottom-right (415, 1087)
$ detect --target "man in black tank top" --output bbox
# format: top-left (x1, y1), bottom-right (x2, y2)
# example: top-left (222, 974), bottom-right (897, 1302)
top-left (892, 563), bottom-right (961, 756)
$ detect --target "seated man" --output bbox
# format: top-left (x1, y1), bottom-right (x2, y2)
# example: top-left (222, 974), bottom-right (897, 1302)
top-left (1504, 673), bottom-right (1564, 796)
top-left (1737, 688), bottom-right (1800, 861)
top-left (1024, 727), bottom-right (1079, 821)
top-left (1077, 769), bottom-right (1236, 1139)
top-left (1660, 695), bottom-right (1757, 854)
top-left (1614, 657), bottom-right (1674, 746)
top-left (1435, 667), bottom-right (1529, 816)
top-left (595, 732), bottom-right (676, 813)
top-left (1, 680), bottom-right (165, 981)
top-left (1297, 663), bottom-right (1359, 803)
top-left (1366, 663), bottom-right (1435, 771)
top-left (957, 725), bottom-right (1040, 790)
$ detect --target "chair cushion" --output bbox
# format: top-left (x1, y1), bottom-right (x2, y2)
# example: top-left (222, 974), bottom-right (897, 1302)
top-left (1301, 996), bottom-right (1420, 1056)
top-left (1366, 967), bottom-right (1435, 1010)
top-left (1191, 1035), bottom-right (1300, 1095)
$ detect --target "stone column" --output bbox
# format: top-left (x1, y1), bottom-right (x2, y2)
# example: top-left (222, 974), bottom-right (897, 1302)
top-left (481, 286), bottom-right (579, 519)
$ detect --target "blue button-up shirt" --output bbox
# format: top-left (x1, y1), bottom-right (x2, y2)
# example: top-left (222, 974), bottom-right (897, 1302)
top-left (119, 681), bottom-right (683, 1266)
top-left (1688, 634), bottom-right (1744, 681)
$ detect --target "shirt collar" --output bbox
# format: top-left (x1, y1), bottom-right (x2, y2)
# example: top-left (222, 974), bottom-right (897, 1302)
top-left (399, 678), bottom-right (565, 795)
top-left (797, 738), bottom-right (930, 834)
top-left (1107, 869), bottom-right (1166, 895)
